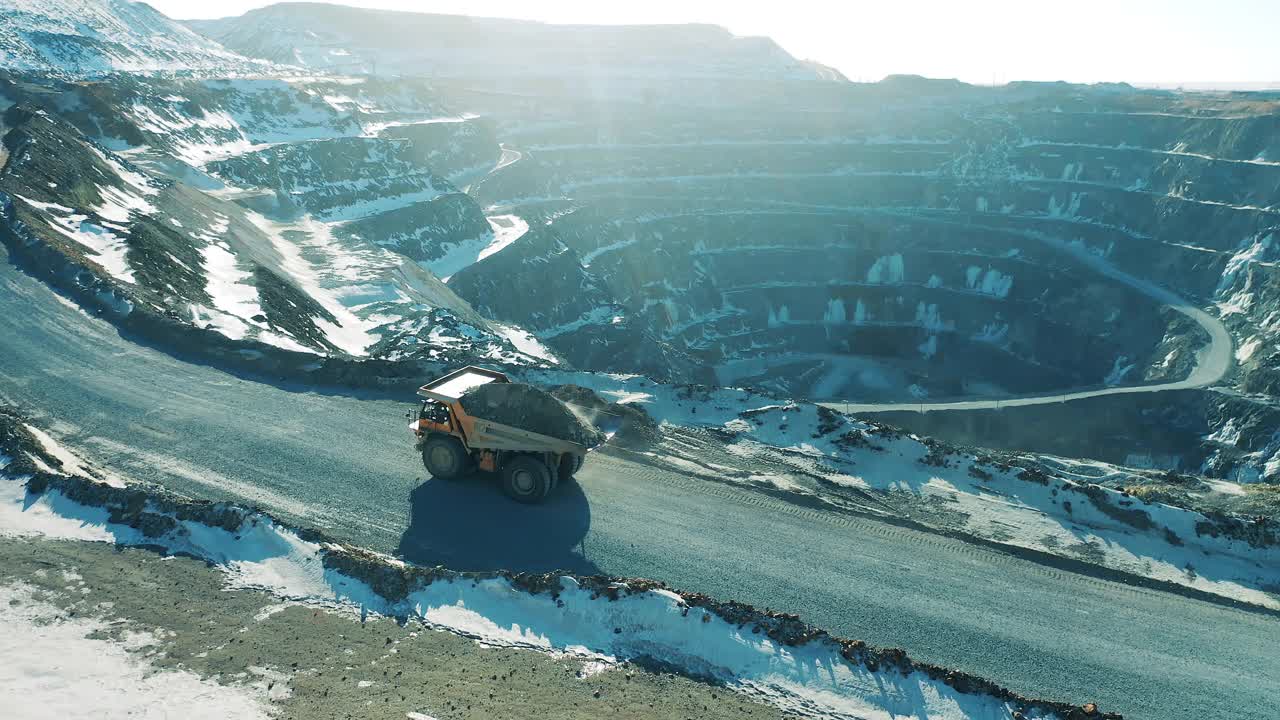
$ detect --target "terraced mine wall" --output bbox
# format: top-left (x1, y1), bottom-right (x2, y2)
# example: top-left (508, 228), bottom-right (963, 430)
top-left (444, 82), bottom-right (1279, 404)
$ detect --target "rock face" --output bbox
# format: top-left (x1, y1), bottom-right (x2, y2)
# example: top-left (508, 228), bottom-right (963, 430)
top-left (333, 193), bottom-right (492, 269)
top-left (208, 136), bottom-right (456, 219)
top-left (459, 382), bottom-right (604, 448)
top-left (380, 119), bottom-right (501, 181)
top-left (0, 0), bottom-right (272, 77)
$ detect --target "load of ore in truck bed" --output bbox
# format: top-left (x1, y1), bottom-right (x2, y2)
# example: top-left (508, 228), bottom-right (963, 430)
top-left (459, 382), bottom-right (605, 447)
top-left (550, 384), bottom-right (658, 448)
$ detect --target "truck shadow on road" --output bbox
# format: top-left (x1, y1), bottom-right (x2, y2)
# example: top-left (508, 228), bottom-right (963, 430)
top-left (395, 474), bottom-right (600, 575)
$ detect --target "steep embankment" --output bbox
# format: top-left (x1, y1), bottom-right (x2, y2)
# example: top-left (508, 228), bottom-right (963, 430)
top-left (0, 76), bottom-right (557, 377)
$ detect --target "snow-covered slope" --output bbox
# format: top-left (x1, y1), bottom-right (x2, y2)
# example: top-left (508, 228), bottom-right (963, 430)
top-left (0, 96), bottom-right (554, 369)
top-left (0, 0), bottom-right (274, 77)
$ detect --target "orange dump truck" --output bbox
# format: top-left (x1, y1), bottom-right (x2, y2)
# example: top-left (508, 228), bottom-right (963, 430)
top-left (408, 366), bottom-right (589, 503)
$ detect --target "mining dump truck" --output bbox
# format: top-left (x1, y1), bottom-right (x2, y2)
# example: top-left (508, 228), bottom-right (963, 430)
top-left (409, 366), bottom-right (598, 503)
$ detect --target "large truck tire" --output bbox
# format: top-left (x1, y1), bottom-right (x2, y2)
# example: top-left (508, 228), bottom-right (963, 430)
top-left (558, 453), bottom-right (584, 480)
top-left (422, 434), bottom-right (472, 480)
top-left (502, 455), bottom-right (554, 504)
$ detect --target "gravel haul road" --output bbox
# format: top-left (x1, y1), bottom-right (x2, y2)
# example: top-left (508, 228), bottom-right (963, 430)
top-left (1, 250), bottom-right (1276, 720)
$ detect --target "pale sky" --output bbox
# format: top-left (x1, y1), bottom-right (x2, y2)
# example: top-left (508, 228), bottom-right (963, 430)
top-left (153, 0), bottom-right (1280, 87)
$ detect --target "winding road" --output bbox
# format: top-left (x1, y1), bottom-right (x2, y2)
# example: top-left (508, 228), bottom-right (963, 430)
top-left (1, 246), bottom-right (1277, 720)
top-left (820, 231), bottom-right (1234, 414)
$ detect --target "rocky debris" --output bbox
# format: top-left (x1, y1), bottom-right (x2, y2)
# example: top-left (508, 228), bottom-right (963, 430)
top-left (22, 468), bottom-right (248, 538)
top-left (322, 545), bottom-right (422, 603)
top-left (459, 382), bottom-right (605, 448)
top-left (1142, 308), bottom-right (1207, 383)
top-left (1194, 512), bottom-right (1279, 549)
top-left (1068, 483), bottom-right (1155, 532)
top-left (125, 216), bottom-right (213, 308)
top-left (865, 421), bottom-right (909, 442)
top-left (918, 438), bottom-right (955, 468)
top-left (1016, 466), bottom-right (1053, 485)
top-left (968, 464), bottom-right (994, 482)
top-left (834, 428), bottom-right (884, 452)
top-left (814, 405), bottom-right (845, 437)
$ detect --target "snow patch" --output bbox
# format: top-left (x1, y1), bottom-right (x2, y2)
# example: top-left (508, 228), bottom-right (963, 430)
top-left (580, 233), bottom-right (637, 267)
top-left (1104, 356), bottom-right (1134, 386)
top-left (1236, 336), bottom-right (1263, 363)
top-left (0, 582), bottom-right (271, 720)
top-left (18, 196), bottom-right (136, 284)
top-left (477, 214), bottom-right (530, 262)
top-left (822, 298), bottom-right (847, 324)
top-left (918, 335), bottom-right (938, 359)
top-left (965, 266), bottom-right (1013, 298)
top-left (866, 254), bottom-right (904, 284)
top-left (198, 219), bottom-right (266, 343)
top-left (493, 323), bottom-right (558, 364)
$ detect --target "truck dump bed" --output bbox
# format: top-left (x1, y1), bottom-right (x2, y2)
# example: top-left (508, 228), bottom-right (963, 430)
top-left (417, 366), bottom-right (600, 455)
top-left (417, 366), bottom-right (508, 403)
top-left (465, 417), bottom-right (589, 454)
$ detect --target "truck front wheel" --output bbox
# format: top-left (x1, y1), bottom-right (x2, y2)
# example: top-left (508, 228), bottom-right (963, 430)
top-left (502, 455), bottom-right (554, 504)
top-left (423, 435), bottom-right (472, 480)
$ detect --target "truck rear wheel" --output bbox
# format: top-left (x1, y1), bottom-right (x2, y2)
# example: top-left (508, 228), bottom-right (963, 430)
top-left (423, 435), bottom-right (472, 480)
top-left (502, 455), bottom-right (554, 504)
top-left (558, 453), bottom-right (583, 479)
